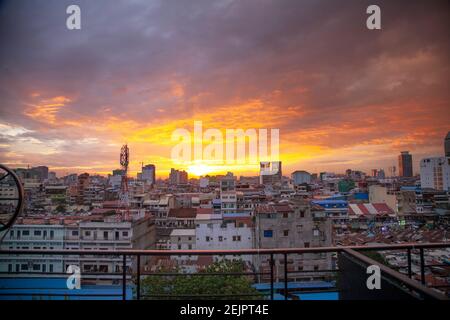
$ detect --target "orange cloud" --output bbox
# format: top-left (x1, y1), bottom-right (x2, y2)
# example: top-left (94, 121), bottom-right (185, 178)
top-left (24, 96), bottom-right (72, 125)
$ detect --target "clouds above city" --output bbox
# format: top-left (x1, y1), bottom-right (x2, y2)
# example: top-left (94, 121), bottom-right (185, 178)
top-left (0, 0), bottom-right (448, 176)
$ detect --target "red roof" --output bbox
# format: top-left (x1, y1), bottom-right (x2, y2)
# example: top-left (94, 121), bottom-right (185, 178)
top-left (168, 208), bottom-right (197, 218)
top-left (348, 203), bottom-right (394, 216)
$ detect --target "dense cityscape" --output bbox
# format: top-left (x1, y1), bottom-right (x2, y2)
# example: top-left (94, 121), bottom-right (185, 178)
top-left (0, 0), bottom-right (448, 308)
top-left (0, 132), bottom-right (449, 299)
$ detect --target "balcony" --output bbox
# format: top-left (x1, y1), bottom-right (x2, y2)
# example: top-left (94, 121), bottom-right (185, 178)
top-left (0, 243), bottom-right (448, 300)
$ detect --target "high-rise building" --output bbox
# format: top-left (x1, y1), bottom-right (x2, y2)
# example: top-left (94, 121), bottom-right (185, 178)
top-left (259, 161), bottom-right (282, 185)
top-left (220, 172), bottom-right (236, 192)
top-left (445, 131), bottom-right (450, 157)
top-left (420, 157), bottom-right (450, 191)
top-left (398, 151), bottom-right (413, 177)
top-left (76, 173), bottom-right (90, 205)
top-left (31, 166), bottom-right (49, 181)
top-left (169, 169), bottom-right (188, 185)
top-left (220, 172), bottom-right (237, 215)
top-left (139, 164), bottom-right (156, 185)
top-left (291, 170), bottom-right (311, 185)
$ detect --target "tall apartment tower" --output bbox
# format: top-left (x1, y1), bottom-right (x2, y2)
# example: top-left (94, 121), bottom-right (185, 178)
top-left (420, 157), bottom-right (450, 191)
top-left (398, 151), bottom-right (413, 177)
top-left (259, 161), bottom-right (282, 185)
top-left (140, 164), bottom-right (156, 185)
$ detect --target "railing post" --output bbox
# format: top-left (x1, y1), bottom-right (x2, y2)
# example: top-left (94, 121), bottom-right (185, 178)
top-left (419, 248), bottom-right (425, 285)
top-left (136, 254), bottom-right (141, 300)
top-left (284, 253), bottom-right (288, 300)
top-left (270, 253), bottom-right (274, 301)
top-left (122, 254), bottom-right (127, 300)
top-left (407, 248), bottom-right (412, 278)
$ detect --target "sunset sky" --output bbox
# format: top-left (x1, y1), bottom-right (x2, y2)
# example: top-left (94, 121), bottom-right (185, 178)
top-left (0, 0), bottom-right (449, 178)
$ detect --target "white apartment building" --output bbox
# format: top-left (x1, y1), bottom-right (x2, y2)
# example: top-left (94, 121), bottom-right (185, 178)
top-left (0, 215), bottom-right (155, 279)
top-left (420, 157), bottom-right (450, 191)
top-left (220, 190), bottom-right (237, 215)
top-left (0, 222), bottom-right (65, 274)
top-left (169, 229), bottom-right (196, 261)
top-left (64, 220), bottom-right (133, 275)
top-left (195, 215), bottom-right (253, 264)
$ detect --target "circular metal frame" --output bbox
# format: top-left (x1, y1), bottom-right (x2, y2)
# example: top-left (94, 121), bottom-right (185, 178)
top-left (0, 164), bottom-right (24, 232)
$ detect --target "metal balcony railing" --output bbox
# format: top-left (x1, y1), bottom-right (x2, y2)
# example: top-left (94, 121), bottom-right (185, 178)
top-left (0, 242), bottom-right (448, 300)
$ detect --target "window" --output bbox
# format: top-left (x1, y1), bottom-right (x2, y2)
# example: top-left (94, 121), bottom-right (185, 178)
top-left (21, 264), bottom-right (29, 271)
top-left (85, 231), bottom-right (91, 236)
top-left (300, 211), bottom-right (305, 218)
top-left (49, 264), bottom-right (54, 272)
top-left (10, 230), bottom-right (14, 238)
top-left (188, 244), bottom-right (192, 250)
top-left (314, 265), bottom-right (319, 271)
top-left (122, 231), bottom-right (128, 237)
top-left (205, 236), bottom-right (211, 242)
top-left (34, 230), bottom-right (41, 236)
top-left (283, 230), bottom-right (289, 237)
top-left (178, 245), bottom-right (181, 250)
top-left (283, 213), bottom-right (288, 218)
top-left (218, 236), bottom-right (223, 242)
top-left (50, 230), bottom-right (54, 239)
top-left (72, 230), bottom-right (79, 236)
top-left (263, 230), bottom-right (273, 238)
top-left (99, 265), bottom-right (108, 272)
top-left (304, 242), bottom-right (310, 248)
top-left (103, 231), bottom-right (108, 239)
top-left (33, 264), bottom-right (41, 271)
top-left (22, 230), bottom-right (29, 236)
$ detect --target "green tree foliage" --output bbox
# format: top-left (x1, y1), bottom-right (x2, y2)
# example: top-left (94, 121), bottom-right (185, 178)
top-left (140, 260), bottom-right (262, 300)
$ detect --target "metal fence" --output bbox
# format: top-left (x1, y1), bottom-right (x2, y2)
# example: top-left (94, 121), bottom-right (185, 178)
top-left (0, 242), bottom-right (448, 300)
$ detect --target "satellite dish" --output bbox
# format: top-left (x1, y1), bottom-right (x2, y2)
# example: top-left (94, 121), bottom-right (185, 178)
top-left (0, 164), bottom-right (24, 232)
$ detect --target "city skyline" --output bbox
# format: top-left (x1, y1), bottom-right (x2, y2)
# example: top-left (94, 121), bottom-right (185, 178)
top-left (0, 0), bottom-right (449, 177)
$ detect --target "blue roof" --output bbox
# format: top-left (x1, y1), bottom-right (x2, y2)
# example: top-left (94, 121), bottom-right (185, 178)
top-left (273, 293), bottom-right (290, 300)
top-left (223, 213), bottom-right (251, 218)
top-left (0, 278), bottom-right (133, 300)
top-left (312, 200), bottom-right (348, 206)
top-left (293, 292), bottom-right (339, 300)
top-left (400, 186), bottom-right (421, 191)
top-left (353, 192), bottom-right (369, 200)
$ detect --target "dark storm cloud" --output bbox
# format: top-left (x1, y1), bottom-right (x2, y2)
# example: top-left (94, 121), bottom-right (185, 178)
top-left (0, 0), bottom-right (448, 173)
